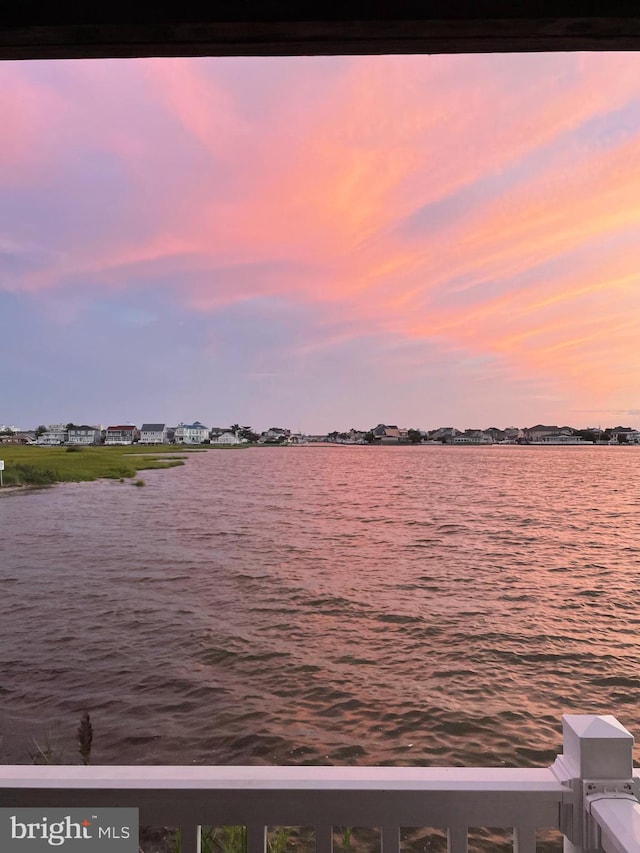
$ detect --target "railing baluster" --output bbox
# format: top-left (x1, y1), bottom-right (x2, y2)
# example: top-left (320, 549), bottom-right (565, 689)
top-left (247, 824), bottom-right (267, 853)
top-left (381, 825), bottom-right (399, 853)
top-left (447, 825), bottom-right (467, 853)
top-left (513, 826), bottom-right (536, 853)
top-left (315, 825), bottom-right (333, 853)
top-left (180, 825), bottom-right (201, 853)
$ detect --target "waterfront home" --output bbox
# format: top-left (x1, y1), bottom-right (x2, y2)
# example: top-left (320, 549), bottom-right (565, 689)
top-left (175, 421), bottom-right (209, 444)
top-left (523, 424), bottom-right (556, 441)
top-left (453, 430), bottom-right (493, 444)
top-left (36, 424), bottom-right (68, 445)
top-left (327, 428), bottom-right (368, 444)
top-left (139, 423), bottom-right (168, 444)
top-left (371, 424), bottom-right (410, 444)
top-left (504, 426), bottom-right (523, 441)
top-left (0, 431), bottom-right (34, 445)
top-left (429, 426), bottom-right (458, 442)
top-left (211, 430), bottom-right (247, 445)
top-left (287, 433), bottom-right (306, 444)
top-left (609, 426), bottom-right (639, 443)
top-left (67, 426), bottom-right (102, 445)
top-left (539, 433), bottom-right (591, 444)
top-left (105, 425), bottom-right (139, 445)
top-left (523, 424), bottom-right (573, 442)
top-left (259, 427), bottom-right (291, 443)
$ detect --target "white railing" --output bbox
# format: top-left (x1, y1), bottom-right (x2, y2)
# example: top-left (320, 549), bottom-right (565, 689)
top-left (1, 715), bottom-right (639, 853)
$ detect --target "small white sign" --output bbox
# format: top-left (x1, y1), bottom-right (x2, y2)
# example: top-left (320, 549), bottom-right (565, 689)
top-left (0, 461), bottom-right (4, 471)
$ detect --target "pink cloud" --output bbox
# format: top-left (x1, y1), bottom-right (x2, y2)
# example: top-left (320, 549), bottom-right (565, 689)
top-left (4, 53), bottom-right (640, 415)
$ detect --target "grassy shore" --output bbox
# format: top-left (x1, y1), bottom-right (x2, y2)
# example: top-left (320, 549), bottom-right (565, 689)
top-left (0, 444), bottom-right (198, 487)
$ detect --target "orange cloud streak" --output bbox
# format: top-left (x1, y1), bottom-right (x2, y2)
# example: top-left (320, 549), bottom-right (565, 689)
top-left (4, 54), bottom-right (640, 411)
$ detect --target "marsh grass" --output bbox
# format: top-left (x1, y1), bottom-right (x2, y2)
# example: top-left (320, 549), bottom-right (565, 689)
top-left (0, 445), bottom-right (195, 487)
top-left (29, 729), bottom-right (64, 765)
top-left (168, 825), bottom-right (315, 853)
top-left (3, 464), bottom-right (57, 486)
top-left (171, 826), bottom-right (245, 853)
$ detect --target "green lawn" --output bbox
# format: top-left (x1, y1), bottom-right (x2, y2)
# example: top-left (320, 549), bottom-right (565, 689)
top-left (0, 444), bottom-right (197, 487)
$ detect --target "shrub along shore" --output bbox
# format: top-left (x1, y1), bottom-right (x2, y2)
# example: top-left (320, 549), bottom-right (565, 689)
top-left (0, 444), bottom-right (200, 488)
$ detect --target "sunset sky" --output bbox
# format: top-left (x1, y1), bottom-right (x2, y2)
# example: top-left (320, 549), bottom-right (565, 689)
top-left (2, 52), bottom-right (640, 433)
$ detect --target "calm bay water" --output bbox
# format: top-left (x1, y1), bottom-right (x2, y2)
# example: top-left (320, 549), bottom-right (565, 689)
top-left (1, 445), bottom-right (640, 769)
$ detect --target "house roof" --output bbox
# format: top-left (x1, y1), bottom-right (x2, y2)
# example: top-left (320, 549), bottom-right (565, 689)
top-left (373, 424), bottom-right (398, 435)
top-left (107, 425), bottom-right (138, 431)
top-left (141, 423), bottom-right (166, 431)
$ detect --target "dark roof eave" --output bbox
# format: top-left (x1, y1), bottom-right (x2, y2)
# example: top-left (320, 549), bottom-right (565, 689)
top-left (4, 7), bottom-right (640, 60)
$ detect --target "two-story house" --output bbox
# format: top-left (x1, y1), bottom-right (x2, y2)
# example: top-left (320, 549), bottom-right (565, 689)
top-left (139, 424), bottom-right (168, 444)
top-left (105, 425), bottom-right (139, 445)
top-left (36, 425), bottom-right (68, 445)
top-left (175, 422), bottom-right (209, 444)
top-left (67, 426), bottom-right (102, 445)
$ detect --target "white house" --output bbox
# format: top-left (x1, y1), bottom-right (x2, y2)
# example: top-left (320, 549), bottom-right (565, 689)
top-left (37, 425), bottom-right (68, 445)
top-left (211, 431), bottom-right (247, 445)
top-left (175, 421), bottom-right (209, 444)
top-left (539, 433), bottom-right (589, 444)
top-left (139, 423), bottom-right (168, 444)
top-left (453, 431), bottom-right (493, 444)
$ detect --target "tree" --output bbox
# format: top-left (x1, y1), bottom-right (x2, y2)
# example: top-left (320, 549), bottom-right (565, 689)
top-left (364, 431), bottom-right (375, 444)
top-left (35, 425), bottom-right (47, 437)
top-left (238, 426), bottom-right (258, 443)
top-left (408, 429), bottom-right (422, 444)
top-left (574, 429), bottom-right (599, 443)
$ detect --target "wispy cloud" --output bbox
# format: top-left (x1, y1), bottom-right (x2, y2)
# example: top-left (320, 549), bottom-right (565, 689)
top-left (2, 53), bottom-right (640, 429)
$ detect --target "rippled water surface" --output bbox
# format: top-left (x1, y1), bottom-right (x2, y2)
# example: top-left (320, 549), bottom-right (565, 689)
top-left (1, 446), bottom-right (640, 768)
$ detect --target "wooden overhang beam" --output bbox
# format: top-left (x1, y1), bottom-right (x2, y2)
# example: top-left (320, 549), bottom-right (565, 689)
top-left (2, 3), bottom-right (640, 61)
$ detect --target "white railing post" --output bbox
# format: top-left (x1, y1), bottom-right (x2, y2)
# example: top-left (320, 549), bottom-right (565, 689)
top-left (552, 715), bottom-right (637, 853)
